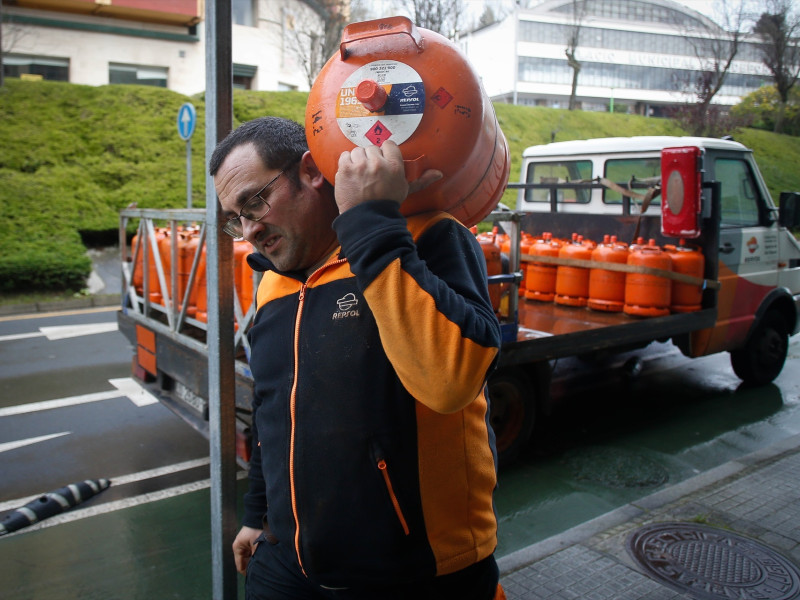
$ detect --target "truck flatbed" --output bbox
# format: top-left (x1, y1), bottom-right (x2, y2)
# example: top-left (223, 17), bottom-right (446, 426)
top-left (503, 301), bottom-right (717, 366)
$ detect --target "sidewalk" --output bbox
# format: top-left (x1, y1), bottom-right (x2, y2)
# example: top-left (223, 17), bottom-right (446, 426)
top-left (498, 432), bottom-right (800, 599)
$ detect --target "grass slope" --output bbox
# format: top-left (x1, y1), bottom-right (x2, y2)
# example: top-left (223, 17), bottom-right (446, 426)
top-left (2, 78), bottom-right (800, 293)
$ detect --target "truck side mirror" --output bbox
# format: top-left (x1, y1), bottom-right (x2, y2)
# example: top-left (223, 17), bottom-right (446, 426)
top-left (779, 192), bottom-right (800, 228)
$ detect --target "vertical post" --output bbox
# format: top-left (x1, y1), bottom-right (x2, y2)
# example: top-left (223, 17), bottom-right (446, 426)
top-left (187, 139), bottom-right (193, 208)
top-left (205, 1), bottom-right (237, 599)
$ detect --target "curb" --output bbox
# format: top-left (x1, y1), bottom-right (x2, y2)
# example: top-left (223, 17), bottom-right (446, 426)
top-left (0, 294), bottom-right (121, 317)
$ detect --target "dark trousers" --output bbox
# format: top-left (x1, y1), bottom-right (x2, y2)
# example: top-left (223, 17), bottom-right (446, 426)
top-left (245, 538), bottom-right (499, 600)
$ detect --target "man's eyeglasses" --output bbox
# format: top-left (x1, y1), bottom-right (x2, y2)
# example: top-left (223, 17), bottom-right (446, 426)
top-left (222, 170), bottom-right (285, 238)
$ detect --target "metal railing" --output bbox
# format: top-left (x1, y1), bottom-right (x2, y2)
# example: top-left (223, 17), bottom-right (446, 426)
top-left (119, 207), bottom-right (259, 365)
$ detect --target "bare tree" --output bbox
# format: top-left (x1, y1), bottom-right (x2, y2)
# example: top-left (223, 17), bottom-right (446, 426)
top-left (285, 0), bottom-right (348, 88)
top-left (477, 5), bottom-right (498, 30)
top-left (286, 0), bottom-right (376, 87)
top-left (1, 0), bottom-right (35, 87)
top-left (679, 0), bottom-right (750, 136)
top-left (565, 0), bottom-right (588, 111)
top-left (754, 0), bottom-right (800, 134)
top-left (399, 0), bottom-right (467, 39)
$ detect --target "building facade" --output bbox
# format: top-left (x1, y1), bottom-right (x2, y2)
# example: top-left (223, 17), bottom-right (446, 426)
top-left (1, 0), bottom-right (333, 95)
top-left (461, 0), bottom-right (771, 115)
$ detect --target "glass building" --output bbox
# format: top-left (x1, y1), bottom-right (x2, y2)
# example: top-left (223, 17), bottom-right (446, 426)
top-left (461, 0), bottom-right (771, 115)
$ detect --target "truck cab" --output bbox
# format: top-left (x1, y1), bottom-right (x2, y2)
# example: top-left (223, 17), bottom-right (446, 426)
top-left (515, 136), bottom-right (800, 384)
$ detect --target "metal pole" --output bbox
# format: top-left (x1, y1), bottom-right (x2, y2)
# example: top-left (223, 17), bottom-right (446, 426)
top-left (187, 138), bottom-right (193, 208)
top-left (205, 1), bottom-right (237, 599)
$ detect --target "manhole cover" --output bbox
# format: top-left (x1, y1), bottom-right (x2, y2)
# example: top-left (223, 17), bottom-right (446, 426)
top-left (627, 522), bottom-right (800, 600)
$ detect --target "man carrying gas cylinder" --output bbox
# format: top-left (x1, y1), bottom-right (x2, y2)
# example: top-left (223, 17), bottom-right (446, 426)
top-left (210, 17), bottom-right (507, 600)
top-left (211, 113), bottom-right (504, 599)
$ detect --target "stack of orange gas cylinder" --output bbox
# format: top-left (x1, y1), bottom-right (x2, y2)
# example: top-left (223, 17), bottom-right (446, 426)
top-left (473, 228), bottom-right (705, 318)
top-left (130, 225), bottom-right (258, 321)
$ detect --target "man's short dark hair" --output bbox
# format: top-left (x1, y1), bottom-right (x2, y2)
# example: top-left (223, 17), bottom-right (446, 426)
top-left (209, 117), bottom-right (307, 185)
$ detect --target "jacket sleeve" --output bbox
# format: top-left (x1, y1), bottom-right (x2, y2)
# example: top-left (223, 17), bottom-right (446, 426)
top-left (333, 200), bottom-right (501, 414)
top-left (241, 394), bottom-right (267, 529)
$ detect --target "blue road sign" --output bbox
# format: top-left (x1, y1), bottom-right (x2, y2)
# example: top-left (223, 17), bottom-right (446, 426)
top-left (177, 103), bottom-right (197, 141)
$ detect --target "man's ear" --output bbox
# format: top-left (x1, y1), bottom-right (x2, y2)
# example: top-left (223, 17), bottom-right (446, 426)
top-left (299, 150), bottom-right (327, 189)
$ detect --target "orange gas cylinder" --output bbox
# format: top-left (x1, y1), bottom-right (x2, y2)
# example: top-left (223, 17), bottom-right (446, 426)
top-left (555, 234), bottom-right (593, 307)
top-left (494, 227), bottom-right (510, 256)
top-left (525, 232), bottom-right (561, 302)
top-left (624, 239), bottom-right (673, 317)
top-left (132, 227), bottom-right (166, 304)
top-left (588, 235), bottom-right (629, 312)
top-left (233, 239), bottom-right (253, 314)
top-left (665, 239), bottom-right (705, 313)
top-left (181, 230), bottom-right (203, 317)
top-left (518, 233), bottom-right (535, 297)
top-left (195, 242), bottom-right (253, 323)
top-left (475, 230), bottom-right (503, 314)
top-left (157, 230), bottom-right (174, 296)
top-left (158, 229), bottom-right (194, 307)
top-left (161, 229), bottom-right (200, 310)
top-left (194, 250), bottom-right (208, 323)
top-left (305, 16), bottom-right (509, 227)
top-left (239, 247), bottom-right (257, 316)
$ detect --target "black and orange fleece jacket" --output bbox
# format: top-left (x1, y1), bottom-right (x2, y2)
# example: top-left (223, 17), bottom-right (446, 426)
top-left (242, 199), bottom-right (502, 589)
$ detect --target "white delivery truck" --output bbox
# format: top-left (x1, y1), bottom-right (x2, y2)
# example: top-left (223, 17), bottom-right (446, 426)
top-left (117, 136), bottom-right (800, 466)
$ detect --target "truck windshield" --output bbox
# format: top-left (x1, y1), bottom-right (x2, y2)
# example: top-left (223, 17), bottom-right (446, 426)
top-left (524, 160), bottom-right (593, 204)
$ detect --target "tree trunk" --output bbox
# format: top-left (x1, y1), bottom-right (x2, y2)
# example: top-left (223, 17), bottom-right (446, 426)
top-left (693, 99), bottom-right (712, 136)
top-left (774, 100), bottom-right (787, 134)
top-left (566, 50), bottom-right (580, 111)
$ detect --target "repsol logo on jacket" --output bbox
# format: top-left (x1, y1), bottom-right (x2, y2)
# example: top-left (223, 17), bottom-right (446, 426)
top-left (333, 293), bottom-right (360, 319)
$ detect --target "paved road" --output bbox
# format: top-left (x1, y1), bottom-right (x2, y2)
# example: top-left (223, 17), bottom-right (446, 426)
top-left (3, 304), bottom-right (800, 599)
top-left (0, 306), bottom-right (211, 525)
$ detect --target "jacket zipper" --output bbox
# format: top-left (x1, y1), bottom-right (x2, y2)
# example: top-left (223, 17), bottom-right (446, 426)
top-left (289, 284), bottom-right (306, 576)
top-left (288, 257), bottom-right (348, 577)
top-left (377, 459), bottom-right (411, 536)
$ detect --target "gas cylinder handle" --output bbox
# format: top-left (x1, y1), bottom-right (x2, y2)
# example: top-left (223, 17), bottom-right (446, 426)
top-left (340, 16), bottom-right (424, 60)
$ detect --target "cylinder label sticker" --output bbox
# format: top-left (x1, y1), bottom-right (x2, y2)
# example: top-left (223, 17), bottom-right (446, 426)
top-left (336, 60), bottom-right (425, 147)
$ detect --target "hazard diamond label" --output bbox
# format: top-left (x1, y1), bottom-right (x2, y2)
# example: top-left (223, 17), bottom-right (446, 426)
top-left (432, 87), bottom-right (454, 109)
top-left (365, 120), bottom-right (392, 146)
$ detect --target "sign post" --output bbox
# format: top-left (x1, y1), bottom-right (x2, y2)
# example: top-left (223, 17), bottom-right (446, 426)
top-left (177, 102), bottom-right (197, 208)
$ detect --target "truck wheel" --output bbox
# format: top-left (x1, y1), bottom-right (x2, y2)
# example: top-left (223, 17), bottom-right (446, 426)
top-left (730, 311), bottom-right (789, 386)
top-left (488, 368), bottom-right (536, 467)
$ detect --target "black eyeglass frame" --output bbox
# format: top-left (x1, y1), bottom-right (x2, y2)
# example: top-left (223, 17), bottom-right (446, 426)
top-left (222, 170), bottom-right (285, 239)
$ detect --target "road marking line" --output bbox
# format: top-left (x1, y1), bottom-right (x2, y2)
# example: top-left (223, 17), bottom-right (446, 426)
top-left (0, 378), bottom-right (160, 416)
top-left (0, 471), bottom-right (248, 536)
top-left (0, 390), bottom-right (122, 417)
top-left (110, 457), bottom-right (211, 486)
top-left (109, 377), bottom-right (159, 406)
top-left (39, 322), bottom-right (119, 340)
top-left (0, 322), bottom-right (119, 342)
top-left (0, 432), bottom-right (71, 454)
top-left (0, 457), bottom-right (213, 513)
